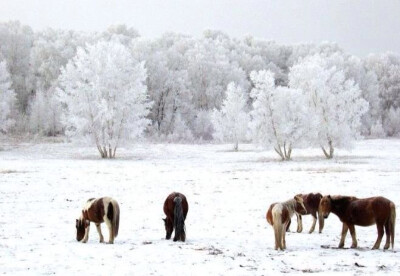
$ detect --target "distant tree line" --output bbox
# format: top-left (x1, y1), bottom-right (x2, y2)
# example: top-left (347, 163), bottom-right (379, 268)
top-left (0, 21), bottom-right (399, 158)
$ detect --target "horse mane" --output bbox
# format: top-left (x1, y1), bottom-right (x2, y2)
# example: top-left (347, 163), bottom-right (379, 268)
top-left (330, 196), bottom-right (357, 212)
top-left (173, 196), bottom-right (185, 241)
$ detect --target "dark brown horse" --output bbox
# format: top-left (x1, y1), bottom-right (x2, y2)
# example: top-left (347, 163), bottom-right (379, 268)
top-left (320, 195), bottom-right (396, 250)
top-left (76, 197), bottom-right (120, 244)
top-left (287, 193), bottom-right (324, 234)
top-left (163, 192), bottom-right (189, 242)
top-left (266, 195), bottom-right (307, 250)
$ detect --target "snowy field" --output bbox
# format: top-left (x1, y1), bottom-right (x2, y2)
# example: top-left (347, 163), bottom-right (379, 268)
top-left (1, 139), bottom-right (400, 275)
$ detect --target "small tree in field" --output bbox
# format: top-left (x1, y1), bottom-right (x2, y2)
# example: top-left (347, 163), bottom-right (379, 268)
top-left (289, 54), bottom-right (369, 158)
top-left (249, 70), bottom-right (309, 160)
top-left (211, 82), bottom-right (249, 151)
top-left (0, 60), bottom-right (15, 133)
top-left (58, 40), bottom-right (151, 158)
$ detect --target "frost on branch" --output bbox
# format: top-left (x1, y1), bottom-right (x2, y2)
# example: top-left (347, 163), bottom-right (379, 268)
top-left (0, 60), bottom-right (16, 134)
top-left (249, 70), bottom-right (309, 160)
top-left (58, 40), bottom-right (151, 158)
top-left (289, 54), bottom-right (369, 158)
top-left (212, 82), bottom-right (249, 151)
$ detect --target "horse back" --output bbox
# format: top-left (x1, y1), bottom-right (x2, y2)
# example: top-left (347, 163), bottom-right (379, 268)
top-left (346, 197), bottom-right (393, 226)
top-left (268, 203), bottom-right (290, 225)
top-left (302, 193), bottom-right (322, 214)
top-left (164, 192), bottom-right (188, 219)
top-left (82, 198), bottom-right (105, 223)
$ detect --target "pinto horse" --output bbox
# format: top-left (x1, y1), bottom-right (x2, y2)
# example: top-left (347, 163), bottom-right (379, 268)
top-left (320, 195), bottom-right (396, 250)
top-left (76, 197), bottom-right (120, 244)
top-left (163, 192), bottom-right (188, 242)
top-left (287, 193), bottom-right (324, 234)
top-left (266, 195), bottom-right (307, 250)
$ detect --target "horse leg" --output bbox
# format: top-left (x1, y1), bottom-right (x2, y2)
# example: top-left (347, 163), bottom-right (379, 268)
top-left (338, 223), bottom-right (348, 248)
top-left (296, 214), bottom-right (303, 233)
top-left (282, 224), bottom-right (287, 250)
top-left (105, 219), bottom-right (114, 244)
top-left (273, 224), bottom-right (280, 250)
top-left (318, 210), bottom-right (324, 233)
top-left (95, 223), bottom-right (104, 243)
top-left (82, 223), bottom-right (90, 243)
top-left (348, 224), bottom-right (358, 248)
top-left (286, 218), bottom-right (291, 232)
top-left (384, 221), bottom-right (390, 250)
top-left (372, 222), bottom-right (384, 250)
top-left (309, 213), bottom-right (317, 233)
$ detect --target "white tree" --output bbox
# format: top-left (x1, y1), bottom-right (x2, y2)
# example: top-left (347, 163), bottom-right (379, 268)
top-left (29, 88), bottom-right (63, 136)
top-left (58, 40), bottom-right (151, 158)
top-left (0, 21), bottom-right (33, 114)
top-left (289, 54), bottom-right (369, 158)
top-left (249, 70), bottom-right (309, 160)
top-left (0, 60), bottom-right (16, 133)
top-left (212, 82), bottom-right (249, 151)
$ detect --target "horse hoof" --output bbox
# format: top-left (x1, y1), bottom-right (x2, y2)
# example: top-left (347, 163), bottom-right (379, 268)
top-left (351, 244), bottom-right (357, 249)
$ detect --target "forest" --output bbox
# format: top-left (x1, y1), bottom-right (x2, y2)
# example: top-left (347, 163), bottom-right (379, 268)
top-left (1, 21), bottom-right (399, 158)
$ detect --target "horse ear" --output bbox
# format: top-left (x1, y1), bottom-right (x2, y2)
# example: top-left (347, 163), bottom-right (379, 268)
top-left (328, 195), bottom-right (332, 200)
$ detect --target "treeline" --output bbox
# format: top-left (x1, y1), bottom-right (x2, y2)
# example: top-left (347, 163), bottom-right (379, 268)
top-left (0, 21), bottom-right (399, 150)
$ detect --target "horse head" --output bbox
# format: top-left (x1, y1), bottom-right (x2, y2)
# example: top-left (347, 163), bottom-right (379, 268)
top-left (76, 218), bottom-right (89, 241)
top-left (163, 218), bottom-right (173, 240)
top-left (294, 195), bottom-right (307, 215)
top-left (319, 195), bottom-right (332, 219)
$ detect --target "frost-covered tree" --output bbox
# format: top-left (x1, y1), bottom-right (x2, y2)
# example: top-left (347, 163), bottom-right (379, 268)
top-left (364, 53), bottom-right (400, 136)
top-left (0, 21), bottom-right (33, 114)
top-left (29, 88), bottom-right (63, 136)
top-left (0, 60), bottom-right (16, 133)
top-left (58, 40), bottom-right (150, 158)
top-left (289, 54), bottom-right (369, 158)
top-left (212, 82), bottom-right (249, 151)
top-left (249, 70), bottom-right (309, 160)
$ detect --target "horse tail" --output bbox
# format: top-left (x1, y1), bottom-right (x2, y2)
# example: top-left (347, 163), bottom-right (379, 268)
top-left (272, 206), bottom-right (283, 250)
top-left (107, 200), bottom-right (120, 238)
top-left (174, 196), bottom-right (185, 241)
top-left (390, 202), bottom-right (396, 250)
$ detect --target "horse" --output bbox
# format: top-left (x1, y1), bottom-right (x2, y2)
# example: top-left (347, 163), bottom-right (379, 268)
top-left (266, 195), bottom-right (307, 250)
top-left (320, 195), bottom-right (396, 250)
top-left (76, 197), bottom-right (120, 244)
top-left (287, 193), bottom-right (324, 234)
top-left (163, 192), bottom-right (189, 242)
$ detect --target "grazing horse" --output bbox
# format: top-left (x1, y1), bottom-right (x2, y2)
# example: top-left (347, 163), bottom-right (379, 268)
top-left (163, 192), bottom-right (189, 242)
top-left (76, 197), bottom-right (120, 244)
top-left (266, 195), bottom-right (307, 250)
top-left (320, 195), bottom-right (396, 250)
top-left (287, 193), bottom-right (324, 234)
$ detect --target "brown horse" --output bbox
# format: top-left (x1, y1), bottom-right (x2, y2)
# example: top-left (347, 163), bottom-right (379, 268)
top-left (266, 195), bottom-right (307, 250)
top-left (163, 192), bottom-right (189, 242)
top-left (76, 197), bottom-right (120, 244)
top-left (287, 193), bottom-right (324, 234)
top-left (320, 195), bottom-right (396, 250)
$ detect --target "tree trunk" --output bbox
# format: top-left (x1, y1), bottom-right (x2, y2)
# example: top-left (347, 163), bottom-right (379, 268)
top-left (284, 143), bottom-right (292, 160)
top-left (321, 139), bottom-right (334, 159)
top-left (274, 145), bottom-right (285, 161)
top-left (233, 141), bottom-right (239, 152)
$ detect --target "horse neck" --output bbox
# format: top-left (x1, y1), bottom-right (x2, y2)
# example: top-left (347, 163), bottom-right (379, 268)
top-left (330, 196), bottom-right (353, 218)
top-left (282, 199), bottom-right (297, 216)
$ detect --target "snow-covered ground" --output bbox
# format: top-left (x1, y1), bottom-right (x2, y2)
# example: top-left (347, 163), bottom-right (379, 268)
top-left (1, 139), bottom-right (399, 275)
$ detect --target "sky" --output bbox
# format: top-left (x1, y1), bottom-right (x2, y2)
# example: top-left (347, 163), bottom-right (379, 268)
top-left (0, 0), bottom-right (399, 57)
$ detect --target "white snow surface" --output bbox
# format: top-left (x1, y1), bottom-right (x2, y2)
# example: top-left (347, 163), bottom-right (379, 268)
top-left (0, 139), bottom-right (400, 275)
